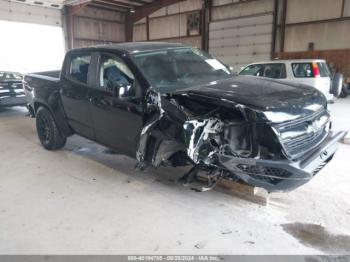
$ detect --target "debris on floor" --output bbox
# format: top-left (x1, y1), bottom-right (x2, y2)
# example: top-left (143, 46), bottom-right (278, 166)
top-left (220, 229), bottom-right (233, 235)
top-left (194, 241), bottom-right (207, 249)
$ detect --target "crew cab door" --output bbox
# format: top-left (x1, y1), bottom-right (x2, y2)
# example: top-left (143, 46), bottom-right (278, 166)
top-left (88, 52), bottom-right (144, 157)
top-left (60, 52), bottom-right (95, 139)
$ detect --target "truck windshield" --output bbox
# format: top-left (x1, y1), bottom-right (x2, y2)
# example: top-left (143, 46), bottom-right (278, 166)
top-left (131, 47), bottom-right (233, 93)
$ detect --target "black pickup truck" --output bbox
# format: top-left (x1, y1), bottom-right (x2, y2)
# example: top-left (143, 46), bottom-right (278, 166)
top-left (24, 42), bottom-right (345, 192)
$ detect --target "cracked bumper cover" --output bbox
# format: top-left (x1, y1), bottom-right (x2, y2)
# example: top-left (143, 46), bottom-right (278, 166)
top-left (218, 131), bottom-right (346, 192)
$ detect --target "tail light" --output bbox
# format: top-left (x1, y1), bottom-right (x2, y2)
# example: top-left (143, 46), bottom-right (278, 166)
top-left (312, 62), bottom-right (320, 78)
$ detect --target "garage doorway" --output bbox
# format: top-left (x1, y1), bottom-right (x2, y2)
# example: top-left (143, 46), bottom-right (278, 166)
top-left (0, 20), bottom-right (65, 73)
top-left (209, 14), bottom-right (274, 71)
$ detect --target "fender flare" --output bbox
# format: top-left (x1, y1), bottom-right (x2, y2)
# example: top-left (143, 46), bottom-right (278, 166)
top-left (33, 96), bottom-right (73, 137)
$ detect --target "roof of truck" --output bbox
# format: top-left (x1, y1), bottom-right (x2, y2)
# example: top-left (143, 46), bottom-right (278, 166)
top-left (72, 42), bottom-right (187, 54)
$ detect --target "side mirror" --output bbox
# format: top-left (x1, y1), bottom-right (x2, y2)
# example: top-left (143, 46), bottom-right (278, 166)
top-left (112, 84), bottom-right (119, 97)
top-left (107, 79), bottom-right (127, 97)
top-left (111, 84), bottom-right (124, 97)
top-left (112, 83), bottom-right (134, 99)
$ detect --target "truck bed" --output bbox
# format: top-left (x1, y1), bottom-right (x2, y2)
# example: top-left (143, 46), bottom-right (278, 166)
top-left (24, 70), bottom-right (61, 110)
top-left (26, 70), bottom-right (61, 82)
top-left (25, 70), bottom-right (61, 90)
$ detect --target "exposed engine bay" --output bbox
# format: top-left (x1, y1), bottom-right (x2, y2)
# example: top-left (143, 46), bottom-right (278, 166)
top-left (135, 87), bottom-right (343, 192)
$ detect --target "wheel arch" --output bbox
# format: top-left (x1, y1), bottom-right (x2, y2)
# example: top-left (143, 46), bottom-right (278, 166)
top-left (33, 99), bottom-right (73, 137)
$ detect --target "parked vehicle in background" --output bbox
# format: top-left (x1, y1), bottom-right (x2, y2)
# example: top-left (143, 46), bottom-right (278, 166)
top-left (24, 43), bottom-right (344, 192)
top-left (0, 71), bottom-right (27, 108)
top-left (239, 60), bottom-right (343, 102)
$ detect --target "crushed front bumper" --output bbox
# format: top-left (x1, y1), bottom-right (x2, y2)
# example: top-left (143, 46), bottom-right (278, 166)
top-left (218, 131), bottom-right (346, 192)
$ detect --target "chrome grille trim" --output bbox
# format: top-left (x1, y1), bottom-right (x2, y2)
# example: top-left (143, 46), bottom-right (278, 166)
top-left (272, 109), bottom-right (330, 160)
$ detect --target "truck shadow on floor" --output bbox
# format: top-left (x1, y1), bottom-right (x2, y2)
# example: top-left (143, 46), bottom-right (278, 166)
top-left (64, 135), bottom-right (191, 190)
top-left (282, 223), bottom-right (350, 254)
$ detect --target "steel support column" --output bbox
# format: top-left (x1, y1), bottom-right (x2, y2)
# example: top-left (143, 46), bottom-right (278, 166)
top-left (280, 0), bottom-right (287, 52)
top-left (271, 0), bottom-right (279, 58)
top-left (202, 0), bottom-right (212, 52)
top-left (64, 3), bottom-right (89, 49)
top-left (125, 12), bottom-right (133, 42)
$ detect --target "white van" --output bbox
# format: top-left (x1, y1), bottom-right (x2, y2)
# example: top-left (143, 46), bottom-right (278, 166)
top-left (239, 59), bottom-right (337, 101)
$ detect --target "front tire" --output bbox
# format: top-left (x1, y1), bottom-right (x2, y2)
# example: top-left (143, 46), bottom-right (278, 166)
top-left (36, 107), bottom-right (67, 150)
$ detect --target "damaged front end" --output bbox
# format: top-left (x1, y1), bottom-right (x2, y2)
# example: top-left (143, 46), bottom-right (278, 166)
top-left (136, 89), bottom-right (344, 192)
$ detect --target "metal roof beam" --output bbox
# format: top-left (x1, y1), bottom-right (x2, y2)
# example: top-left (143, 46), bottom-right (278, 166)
top-left (93, 0), bottom-right (138, 9)
top-left (64, 0), bottom-right (92, 6)
top-left (130, 0), bottom-right (184, 23)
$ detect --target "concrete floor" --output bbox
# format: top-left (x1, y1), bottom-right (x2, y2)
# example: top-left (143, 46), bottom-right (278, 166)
top-left (0, 98), bottom-right (349, 255)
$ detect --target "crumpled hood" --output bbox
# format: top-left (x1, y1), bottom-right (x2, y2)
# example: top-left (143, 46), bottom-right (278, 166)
top-left (174, 76), bottom-right (327, 123)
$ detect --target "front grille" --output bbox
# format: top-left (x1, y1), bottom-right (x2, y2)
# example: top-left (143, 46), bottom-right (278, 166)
top-left (283, 128), bottom-right (327, 158)
top-left (0, 82), bottom-right (24, 97)
top-left (237, 164), bottom-right (293, 185)
top-left (274, 110), bottom-right (330, 160)
top-left (11, 83), bottom-right (23, 90)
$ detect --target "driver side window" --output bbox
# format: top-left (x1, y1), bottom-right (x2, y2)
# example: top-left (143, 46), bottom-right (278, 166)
top-left (99, 55), bottom-right (137, 98)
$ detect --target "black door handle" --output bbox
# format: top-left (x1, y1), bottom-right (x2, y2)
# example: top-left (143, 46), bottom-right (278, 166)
top-left (90, 96), bottom-right (110, 107)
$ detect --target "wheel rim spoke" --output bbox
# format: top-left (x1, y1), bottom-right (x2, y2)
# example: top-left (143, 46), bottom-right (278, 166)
top-left (38, 115), bottom-right (51, 144)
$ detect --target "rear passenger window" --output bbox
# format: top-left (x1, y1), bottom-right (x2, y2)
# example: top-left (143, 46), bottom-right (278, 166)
top-left (317, 62), bottom-right (331, 77)
top-left (69, 55), bottom-right (91, 84)
top-left (262, 64), bottom-right (286, 79)
top-left (240, 63), bottom-right (286, 79)
top-left (292, 63), bottom-right (313, 78)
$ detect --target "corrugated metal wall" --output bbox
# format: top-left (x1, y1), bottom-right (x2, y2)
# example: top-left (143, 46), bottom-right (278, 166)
top-left (276, 0), bottom-right (350, 52)
top-left (209, 0), bottom-right (275, 69)
top-left (71, 6), bottom-right (125, 48)
top-left (283, 20), bottom-right (350, 52)
top-left (132, 0), bottom-right (203, 48)
top-left (205, 0), bottom-right (350, 70)
top-left (63, 0), bottom-right (350, 75)
top-left (274, 0), bottom-right (350, 77)
top-left (0, 0), bottom-right (62, 26)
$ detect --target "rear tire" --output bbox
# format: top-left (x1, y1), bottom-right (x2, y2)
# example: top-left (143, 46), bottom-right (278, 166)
top-left (36, 106), bottom-right (67, 150)
top-left (331, 73), bottom-right (343, 98)
top-left (340, 83), bottom-right (349, 98)
top-left (340, 91), bottom-right (348, 98)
